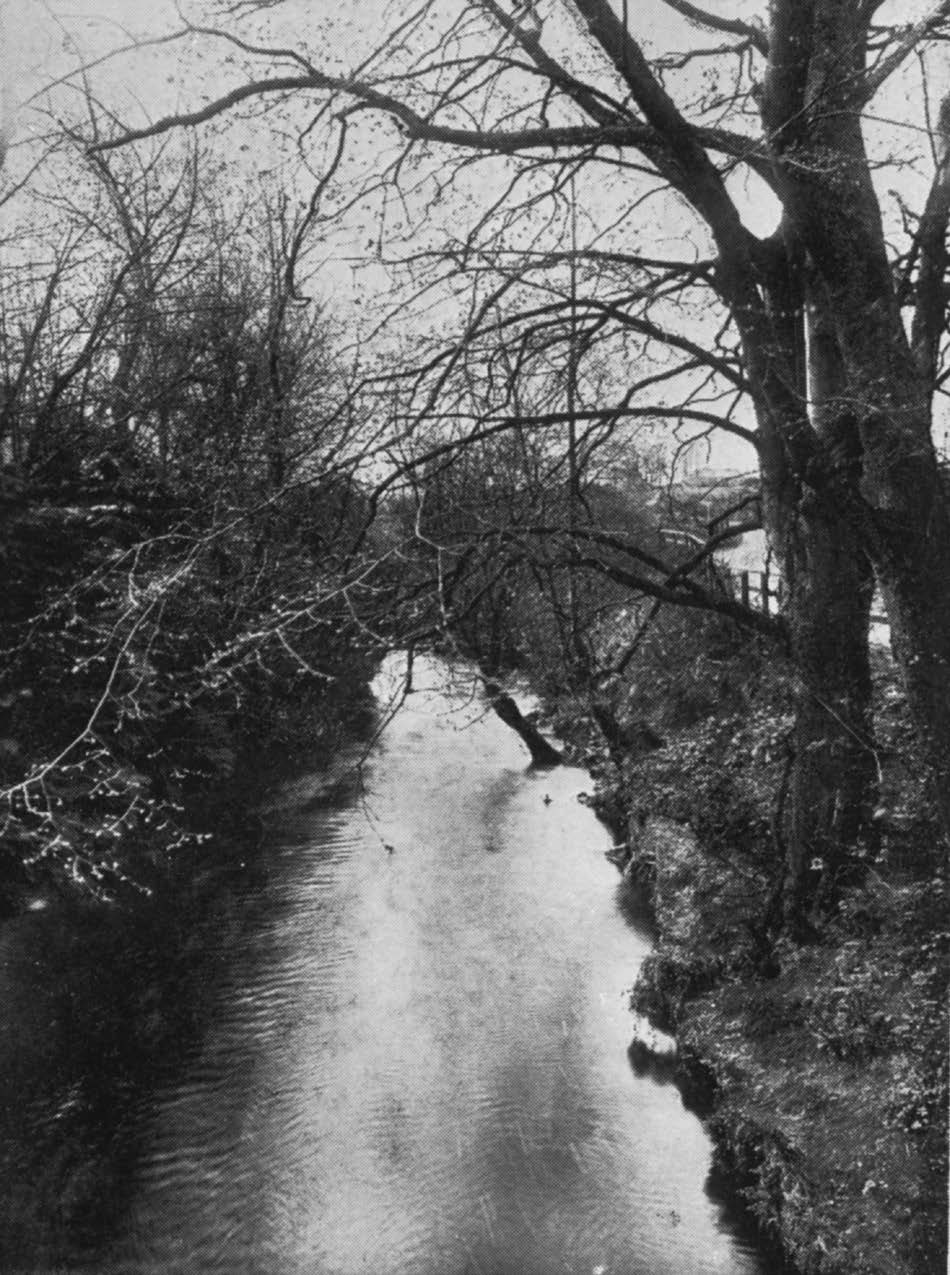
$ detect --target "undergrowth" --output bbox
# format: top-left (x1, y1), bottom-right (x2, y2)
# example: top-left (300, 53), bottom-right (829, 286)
top-left (582, 610), bottom-right (949, 1275)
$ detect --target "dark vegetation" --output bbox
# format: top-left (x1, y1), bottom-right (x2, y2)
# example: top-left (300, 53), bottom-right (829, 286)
top-left (0, 144), bottom-right (380, 912)
top-left (1, 477), bottom-right (375, 906)
top-left (566, 609), bottom-right (947, 1275)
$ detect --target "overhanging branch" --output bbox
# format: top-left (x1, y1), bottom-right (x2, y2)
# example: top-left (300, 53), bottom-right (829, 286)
top-left (87, 53), bottom-right (773, 187)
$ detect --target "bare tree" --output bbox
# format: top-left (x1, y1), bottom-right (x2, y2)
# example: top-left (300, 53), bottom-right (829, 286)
top-left (0, 126), bottom-right (378, 896)
top-left (79, 1), bottom-right (950, 924)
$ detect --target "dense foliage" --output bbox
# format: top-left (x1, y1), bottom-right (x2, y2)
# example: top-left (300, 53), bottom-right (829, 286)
top-left (0, 146), bottom-right (379, 906)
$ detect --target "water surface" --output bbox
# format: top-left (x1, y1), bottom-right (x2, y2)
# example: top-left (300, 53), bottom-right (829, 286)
top-left (8, 655), bottom-right (768, 1274)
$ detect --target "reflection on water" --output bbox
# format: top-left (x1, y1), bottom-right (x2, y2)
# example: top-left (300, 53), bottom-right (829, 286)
top-left (2, 655), bottom-right (767, 1274)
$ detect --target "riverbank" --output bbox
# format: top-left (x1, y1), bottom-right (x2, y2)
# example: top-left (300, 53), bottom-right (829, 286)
top-left (541, 650), bottom-right (948, 1275)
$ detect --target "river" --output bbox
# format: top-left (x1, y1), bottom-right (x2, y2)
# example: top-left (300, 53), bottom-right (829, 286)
top-left (0, 654), bottom-right (768, 1274)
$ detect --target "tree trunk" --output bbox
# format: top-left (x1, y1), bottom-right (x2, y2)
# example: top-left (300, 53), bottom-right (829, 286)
top-left (782, 502), bottom-right (877, 929)
top-left (875, 484), bottom-right (950, 842)
top-left (590, 697), bottom-right (663, 765)
top-left (755, 0), bottom-right (950, 860)
top-left (482, 679), bottom-right (562, 767)
top-left (752, 268), bottom-right (880, 930)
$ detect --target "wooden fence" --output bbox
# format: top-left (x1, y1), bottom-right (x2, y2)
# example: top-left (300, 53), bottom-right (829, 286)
top-left (737, 568), bottom-right (781, 615)
top-left (734, 568), bottom-right (889, 630)
top-left (658, 528), bottom-right (889, 629)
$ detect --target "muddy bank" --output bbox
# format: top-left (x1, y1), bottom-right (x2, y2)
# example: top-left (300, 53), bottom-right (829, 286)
top-left (564, 707), bottom-right (948, 1275)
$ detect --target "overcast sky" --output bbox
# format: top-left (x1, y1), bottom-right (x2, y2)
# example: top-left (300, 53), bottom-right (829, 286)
top-left (8, 0), bottom-right (945, 134)
top-left (4, 0), bottom-right (949, 470)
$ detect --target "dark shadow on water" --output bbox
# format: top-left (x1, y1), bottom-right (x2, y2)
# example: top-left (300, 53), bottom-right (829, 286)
top-left (0, 741), bottom-right (367, 1270)
top-left (622, 1029), bottom-right (792, 1272)
top-left (0, 898), bottom-right (213, 1269)
top-left (298, 771), bottom-right (363, 811)
top-left (0, 693), bottom-right (387, 1272)
top-left (623, 1003), bottom-right (793, 1274)
top-left (705, 1160), bottom-right (795, 1274)
top-left (614, 876), bottom-right (658, 939)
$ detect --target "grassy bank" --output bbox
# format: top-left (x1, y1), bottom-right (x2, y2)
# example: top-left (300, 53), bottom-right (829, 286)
top-left (543, 628), bottom-right (948, 1275)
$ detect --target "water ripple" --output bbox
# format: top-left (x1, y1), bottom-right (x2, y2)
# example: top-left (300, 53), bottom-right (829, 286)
top-left (91, 654), bottom-right (766, 1275)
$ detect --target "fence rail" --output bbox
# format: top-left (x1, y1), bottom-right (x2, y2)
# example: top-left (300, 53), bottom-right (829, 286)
top-left (733, 569), bottom-right (888, 628)
top-left (658, 529), bottom-right (890, 629)
top-left (737, 568), bottom-right (779, 614)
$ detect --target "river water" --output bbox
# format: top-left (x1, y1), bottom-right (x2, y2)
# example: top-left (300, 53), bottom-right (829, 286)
top-left (2, 655), bottom-right (768, 1274)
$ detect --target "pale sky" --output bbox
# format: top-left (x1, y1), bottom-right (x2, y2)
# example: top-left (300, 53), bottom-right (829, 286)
top-left (7, 0), bottom-right (944, 147)
top-left (4, 0), bottom-right (949, 471)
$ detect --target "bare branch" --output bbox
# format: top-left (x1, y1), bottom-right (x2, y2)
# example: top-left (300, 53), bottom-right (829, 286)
top-left (484, 403), bottom-right (759, 447)
top-left (658, 0), bottom-right (769, 57)
top-left (912, 93), bottom-right (950, 384)
top-left (478, 0), bottom-right (623, 126)
top-left (860, 2), bottom-right (950, 104)
top-left (573, 549), bottom-right (783, 639)
top-left (89, 75), bottom-right (318, 152)
top-left (88, 67), bottom-right (768, 183)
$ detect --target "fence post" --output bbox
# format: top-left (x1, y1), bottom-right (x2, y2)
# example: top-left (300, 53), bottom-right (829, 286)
top-left (740, 571), bottom-right (750, 608)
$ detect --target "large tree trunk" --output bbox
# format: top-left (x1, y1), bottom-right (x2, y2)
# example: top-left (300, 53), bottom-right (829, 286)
top-left (782, 503), bottom-right (877, 927)
top-left (756, 0), bottom-right (950, 860)
top-left (751, 255), bottom-right (880, 928)
top-left (482, 679), bottom-right (563, 767)
top-left (875, 478), bottom-right (950, 840)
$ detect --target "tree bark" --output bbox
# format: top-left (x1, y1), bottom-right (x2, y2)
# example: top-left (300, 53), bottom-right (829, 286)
top-left (782, 503), bottom-right (877, 927)
top-left (875, 487), bottom-right (950, 840)
top-left (755, 0), bottom-right (950, 856)
top-left (482, 680), bottom-right (562, 766)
